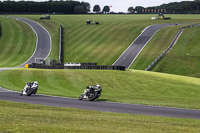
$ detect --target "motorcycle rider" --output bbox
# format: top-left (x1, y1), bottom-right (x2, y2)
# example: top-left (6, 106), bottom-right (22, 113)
top-left (20, 81), bottom-right (38, 96)
top-left (82, 84), bottom-right (101, 98)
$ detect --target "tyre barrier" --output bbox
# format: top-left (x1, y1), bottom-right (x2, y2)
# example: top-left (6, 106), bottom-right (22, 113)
top-left (27, 63), bottom-right (125, 71)
top-left (64, 65), bottom-right (125, 71)
top-left (145, 23), bottom-right (200, 71)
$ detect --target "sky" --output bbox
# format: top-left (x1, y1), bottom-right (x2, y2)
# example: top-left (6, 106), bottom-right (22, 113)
top-left (78, 0), bottom-right (194, 12)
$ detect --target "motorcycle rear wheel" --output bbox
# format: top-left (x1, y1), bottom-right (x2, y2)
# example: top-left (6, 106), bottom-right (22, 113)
top-left (88, 91), bottom-right (98, 101)
top-left (26, 88), bottom-right (34, 96)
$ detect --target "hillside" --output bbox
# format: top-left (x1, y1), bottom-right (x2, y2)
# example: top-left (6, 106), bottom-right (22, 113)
top-left (130, 25), bottom-right (181, 70)
top-left (152, 26), bottom-right (200, 78)
top-left (7, 14), bottom-right (200, 78)
top-left (18, 14), bottom-right (200, 66)
top-left (0, 17), bottom-right (36, 67)
top-left (0, 68), bottom-right (200, 109)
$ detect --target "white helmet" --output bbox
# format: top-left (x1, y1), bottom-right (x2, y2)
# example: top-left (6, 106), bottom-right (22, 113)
top-left (34, 81), bottom-right (38, 85)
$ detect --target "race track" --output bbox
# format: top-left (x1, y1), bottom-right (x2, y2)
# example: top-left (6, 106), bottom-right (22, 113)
top-left (0, 17), bottom-right (51, 69)
top-left (113, 24), bottom-right (178, 68)
top-left (13, 17), bottom-right (51, 67)
top-left (1, 19), bottom-right (199, 119)
top-left (1, 88), bottom-right (200, 119)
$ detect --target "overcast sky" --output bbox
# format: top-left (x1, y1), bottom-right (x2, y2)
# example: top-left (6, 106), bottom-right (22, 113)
top-left (78, 0), bottom-right (193, 12)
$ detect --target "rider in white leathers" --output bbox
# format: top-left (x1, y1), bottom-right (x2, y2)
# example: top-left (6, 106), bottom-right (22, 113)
top-left (20, 81), bottom-right (38, 96)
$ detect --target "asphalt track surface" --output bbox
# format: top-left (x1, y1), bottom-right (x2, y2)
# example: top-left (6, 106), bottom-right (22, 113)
top-left (12, 17), bottom-right (51, 67)
top-left (1, 88), bottom-right (200, 119)
top-left (113, 24), bottom-right (178, 68)
top-left (1, 19), bottom-right (200, 119)
top-left (0, 17), bottom-right (50, 70)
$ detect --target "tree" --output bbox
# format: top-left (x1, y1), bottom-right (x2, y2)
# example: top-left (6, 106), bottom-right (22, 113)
top-left (135, 6), bottom-right (144, 13)
top-left (103, 5), bottom-right (110, 14)
top-left (81, 2), bottom-right (90, 13)
top-left (74, 6), bottom-right (85, 14)
top-left (93, 5), bottom-right (101, 13)
top-left (128, 7), bottom-right (134, 13)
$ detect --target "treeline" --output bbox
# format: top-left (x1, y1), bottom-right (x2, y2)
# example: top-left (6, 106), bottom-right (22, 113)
top-left (128, 0), bottom-right (200, 14)
top-left (0, 1), bottom-right (90, 14)
top-left (155, 0), bottom-right (200, 14)
top-left (0, 23), bottom-right (1, 37)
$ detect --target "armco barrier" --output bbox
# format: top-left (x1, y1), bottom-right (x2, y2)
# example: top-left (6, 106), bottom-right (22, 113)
top-left (59, 25), bottom-right (64, 64)
top-left (145, 23), bottom-right (200, 71)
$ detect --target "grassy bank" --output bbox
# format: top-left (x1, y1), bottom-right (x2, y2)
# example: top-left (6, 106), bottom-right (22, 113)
top-left (0, 100), bottom-right (200, 133)
top-left (0, 68), bottom-right (200, 109)
top-left (152, 26), bottom-right (200, 78)
top-left (0, 17), bottom-right (36, 67)
top-left (130, 25), bottom-right (181, 70)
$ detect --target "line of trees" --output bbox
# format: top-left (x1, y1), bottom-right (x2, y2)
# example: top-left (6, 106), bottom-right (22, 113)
top-left (128, 0), bottom-right (200, 14)
top-left (0, 1), bottom-right (90, 14)
top-left (0, 23), bottom-right (1, 37)
top-left (93, 5), bottom-right (110, 14)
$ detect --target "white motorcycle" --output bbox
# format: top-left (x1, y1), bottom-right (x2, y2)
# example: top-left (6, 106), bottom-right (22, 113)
top-left (20, 81), bottom-right (38, 96)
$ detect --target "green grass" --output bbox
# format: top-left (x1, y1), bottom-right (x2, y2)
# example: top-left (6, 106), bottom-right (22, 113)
top-left (0, 17), bottom-right (36, 67)
top-left (152, 26), bottom-right (200, 78)
top-left (5, 14), bottom-right (200, 77)
top-left (0, 100), bottom-right (200, 133)
top-left (1, 68), bottom-right (200, 109)
top-left (18, 15), bottom-right (147, 65)
top-left (16, 14), bottom-right (200, 66)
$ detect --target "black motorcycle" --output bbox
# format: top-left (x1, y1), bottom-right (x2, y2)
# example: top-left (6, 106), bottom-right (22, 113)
top-left (79, 85), bottom-right (102, 101)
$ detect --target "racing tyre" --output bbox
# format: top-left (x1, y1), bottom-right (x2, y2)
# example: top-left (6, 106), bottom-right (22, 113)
top-left (33, 89), bottom-right (37, 94)
top-left (79, 95), bottom-right (83, 100)
top-left (88, 91), bottom-right (98, 101)
top-left (26, 88), bottom-right (34, 96)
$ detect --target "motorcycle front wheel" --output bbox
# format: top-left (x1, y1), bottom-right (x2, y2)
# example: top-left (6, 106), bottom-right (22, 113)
top-left (79, 95), bottom-right (84, 100)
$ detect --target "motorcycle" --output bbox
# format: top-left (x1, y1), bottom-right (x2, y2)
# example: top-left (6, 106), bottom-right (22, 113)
top-left (79, 84), bottom-right (102, 101)
top-left (20, 81), bottom-right (38, 96)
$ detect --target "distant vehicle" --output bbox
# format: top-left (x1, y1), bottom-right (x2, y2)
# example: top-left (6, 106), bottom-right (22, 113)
top-left (20, 81), bottom-right (38, 96)
top-left (79, 85), bottom-right (102, 101)
top-left (40, 15), bottom-right (50, 20)
top-left (151, 17), bottom-right (157, 20)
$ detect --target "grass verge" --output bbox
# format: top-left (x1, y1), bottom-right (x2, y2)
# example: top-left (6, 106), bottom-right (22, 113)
top-left (0, 100), bottom-right (200, 133)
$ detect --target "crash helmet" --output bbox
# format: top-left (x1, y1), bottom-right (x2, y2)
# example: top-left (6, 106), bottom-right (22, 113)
top-left (96, 84), bottom-right (101, 88)
top-left (34, 81), bottom-right (38, 85)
